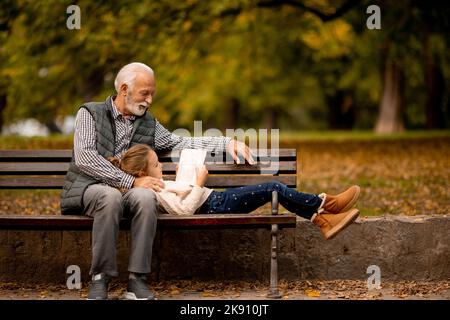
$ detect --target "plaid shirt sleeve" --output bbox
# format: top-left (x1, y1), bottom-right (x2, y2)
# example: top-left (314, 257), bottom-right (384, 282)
top-left (153, 119), bottom-right (232, 152)
top-left (73, 108), bottom-right (135, 189)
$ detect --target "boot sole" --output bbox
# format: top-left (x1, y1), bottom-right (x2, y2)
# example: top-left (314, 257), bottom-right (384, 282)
top-left (324, 208), bottom-right (360, 240)
top-left (340, 186), bottom-right (361, 213)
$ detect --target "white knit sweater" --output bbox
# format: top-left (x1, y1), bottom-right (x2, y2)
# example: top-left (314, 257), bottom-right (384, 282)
top-left (155, 180), bottom-right (213, 215)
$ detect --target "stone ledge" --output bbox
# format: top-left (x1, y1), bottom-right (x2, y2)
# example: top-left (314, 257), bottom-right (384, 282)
top-left (0, 215), bottom-right (448, 283)
top-left (288, 215), bottom-right (450, 281)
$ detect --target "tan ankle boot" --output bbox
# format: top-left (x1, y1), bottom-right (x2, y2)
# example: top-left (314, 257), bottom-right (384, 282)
top-left (318, 185), bottom-right (360, 215)
top-left (312, 208), bottom-right (360, 240)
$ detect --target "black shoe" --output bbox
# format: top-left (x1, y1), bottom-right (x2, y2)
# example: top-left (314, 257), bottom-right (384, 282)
top-left (123, 274), bottom-right (156, 300)
top-left (87, 273), bottom-right (109, 300)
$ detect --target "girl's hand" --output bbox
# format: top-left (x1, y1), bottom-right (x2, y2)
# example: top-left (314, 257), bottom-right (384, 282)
top-left (196, 165), bottom-right (208, 187)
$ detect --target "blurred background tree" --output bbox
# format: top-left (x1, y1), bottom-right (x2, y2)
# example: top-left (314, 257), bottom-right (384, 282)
top-left (0, 0), bottom-right (448, 134)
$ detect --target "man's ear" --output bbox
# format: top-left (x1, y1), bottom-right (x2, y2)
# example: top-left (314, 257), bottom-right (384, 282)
top-left (120, 83), bottom-right (128, 96)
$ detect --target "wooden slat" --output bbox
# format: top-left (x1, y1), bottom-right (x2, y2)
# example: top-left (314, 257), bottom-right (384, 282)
top-left (0, 149), bottom-right (297, 162)
top-left (0, 215), bottom-right (93, 229)
top-left (0, 177), bottom-right (65, 189)
top-left (0, 161), bottom-right (296, 175)
top-left (0, 214), bottom-right (297, 230)
top-left (0, 150), bottom-right (73, 161)
top-left (0, 175), bottom-right (297, 189)
top-left (0, 163), bottom-right (70, 174)
top-left (158, 214), bottom-right (297, 229)
top-left (202, 176), bottom-right (297, 188)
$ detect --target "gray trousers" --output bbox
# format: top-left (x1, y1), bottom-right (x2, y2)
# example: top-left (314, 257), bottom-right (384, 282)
top-left (82, 184), bottom-right (158, 277)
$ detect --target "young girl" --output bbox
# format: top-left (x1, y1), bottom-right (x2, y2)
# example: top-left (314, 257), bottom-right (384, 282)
top-left (108, 144), bottom-right (360, 240)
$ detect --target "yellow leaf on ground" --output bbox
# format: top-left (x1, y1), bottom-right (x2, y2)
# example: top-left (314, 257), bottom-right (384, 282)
top-left (305, 289), bottom-right (320, 297)
top-left (201, 291), bottom-right (217, 297)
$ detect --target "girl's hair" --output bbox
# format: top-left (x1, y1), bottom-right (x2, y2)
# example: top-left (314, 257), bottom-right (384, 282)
top-left (107, 144), bottom-right (154, 177)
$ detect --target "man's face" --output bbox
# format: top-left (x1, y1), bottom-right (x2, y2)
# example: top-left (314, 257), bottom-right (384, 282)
top-left (125, 73), bottom-right (156, 116)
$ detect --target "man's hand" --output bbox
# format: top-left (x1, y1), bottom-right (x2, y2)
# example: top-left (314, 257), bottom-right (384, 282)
top-left (133, 176), bottom-right (165, 192)
top-left (226, 139), bottom-right (256, 165)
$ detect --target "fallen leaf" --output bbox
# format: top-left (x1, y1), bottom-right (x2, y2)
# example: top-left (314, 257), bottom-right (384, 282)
top-left (305, 289), bottom-right (320, 297)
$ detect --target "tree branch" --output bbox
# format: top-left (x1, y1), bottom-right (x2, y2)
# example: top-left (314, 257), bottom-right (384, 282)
top-left (257, 0), bottom-right (362, 22)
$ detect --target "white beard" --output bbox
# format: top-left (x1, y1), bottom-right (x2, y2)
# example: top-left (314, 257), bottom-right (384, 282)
top-left (126, 94), bottom-right (148, 116)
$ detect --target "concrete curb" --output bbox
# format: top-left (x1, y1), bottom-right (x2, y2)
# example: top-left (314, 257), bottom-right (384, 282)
top-left (0, 215), bottom-right (448, 283)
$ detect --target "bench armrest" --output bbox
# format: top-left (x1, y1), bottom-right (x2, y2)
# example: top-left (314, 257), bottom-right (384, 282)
top-left (271, 190), bottom-right (279, 215)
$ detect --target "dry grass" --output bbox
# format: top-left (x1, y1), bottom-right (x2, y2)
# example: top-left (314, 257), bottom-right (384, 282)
top-left (288, 137), bottom-right (449, 216)
top-left (0, 136), bottom-right (448, 216)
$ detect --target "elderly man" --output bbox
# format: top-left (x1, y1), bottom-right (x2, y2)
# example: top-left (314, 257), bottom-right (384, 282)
top-left (60, 62), bottom-right (255, 300)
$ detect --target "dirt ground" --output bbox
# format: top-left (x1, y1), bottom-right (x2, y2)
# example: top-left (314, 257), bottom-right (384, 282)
top-left (0, 279), bottom-right (449, 300)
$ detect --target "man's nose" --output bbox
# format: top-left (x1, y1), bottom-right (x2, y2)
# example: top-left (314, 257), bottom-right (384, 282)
top-left (145, 96), bottom-right (152, 105)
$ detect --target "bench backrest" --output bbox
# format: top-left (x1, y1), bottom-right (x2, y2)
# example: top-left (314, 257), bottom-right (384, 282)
top-left (0, 149), bottom-right (297, 189)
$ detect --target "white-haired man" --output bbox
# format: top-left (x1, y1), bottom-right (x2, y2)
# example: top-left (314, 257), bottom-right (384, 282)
top-left (60, 62), bottom-right (255, 300)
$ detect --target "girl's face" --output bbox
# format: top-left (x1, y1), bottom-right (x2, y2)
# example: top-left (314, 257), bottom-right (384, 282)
top-left (142, 150), bottom-right (163, 179)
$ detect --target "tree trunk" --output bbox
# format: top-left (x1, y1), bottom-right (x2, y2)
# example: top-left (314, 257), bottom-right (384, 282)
top-left (375, 59), bottom-right (405, 133)
top-left (265, 106), bottom-right (279, 130)
top-left (423, 37), bottom-right (445, 129)
top-left (83, 69), bottom-right (105, 102)
top-left (419, 1), bottom-right (446, 129)
top-left (326, 92), bottom-right (342, 130)
top-left (326, 90), bottom-right (355, 129)
top-left (44, 120), bottom-right (62, 134)
top-left (223, 97), bottom-right (240, 130)
top-left (0, 93), bottom-right (6, 134)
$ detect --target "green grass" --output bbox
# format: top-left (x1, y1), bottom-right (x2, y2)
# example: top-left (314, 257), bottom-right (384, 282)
top-left (0, 134), bottom-right (73, 149)
top-left (1, 130), bottom-right (449, 149)
top-left (340, 177), bottom-right (390, 189)
top-left (359, 208), bottom-right (385, 216)
top-left (279, 130), bottom-right (450, 142)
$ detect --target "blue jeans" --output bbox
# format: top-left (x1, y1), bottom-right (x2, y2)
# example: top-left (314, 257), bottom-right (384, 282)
top-left (197, 181), bottom-right (322, 220)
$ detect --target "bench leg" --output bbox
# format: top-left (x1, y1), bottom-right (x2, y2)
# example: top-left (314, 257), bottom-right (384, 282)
top-left (267, 223), bottom-right (282, 299)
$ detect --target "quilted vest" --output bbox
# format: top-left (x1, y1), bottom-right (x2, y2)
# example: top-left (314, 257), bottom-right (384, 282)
top-left (60, 96), bottom-right (156, 215)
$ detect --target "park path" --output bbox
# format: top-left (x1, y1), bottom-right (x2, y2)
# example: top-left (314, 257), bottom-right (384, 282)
top-left (1, 279), bottom-right (449, 300)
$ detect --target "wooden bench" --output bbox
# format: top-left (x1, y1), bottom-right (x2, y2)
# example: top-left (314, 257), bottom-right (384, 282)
top-left (0, 148), bottom-right (298, 298)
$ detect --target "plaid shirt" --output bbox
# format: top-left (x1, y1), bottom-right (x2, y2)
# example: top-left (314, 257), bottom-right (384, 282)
top-left (74, 98), bottom-right (231, 189)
